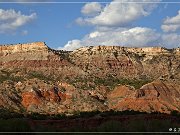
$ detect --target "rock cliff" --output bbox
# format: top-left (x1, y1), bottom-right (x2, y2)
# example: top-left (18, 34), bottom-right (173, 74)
top-left (0, 42), bottom-right (179, 114)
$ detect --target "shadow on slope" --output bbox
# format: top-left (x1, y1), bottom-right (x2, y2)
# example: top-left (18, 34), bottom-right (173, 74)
top-left (0, 109), bottom-right (179, 133)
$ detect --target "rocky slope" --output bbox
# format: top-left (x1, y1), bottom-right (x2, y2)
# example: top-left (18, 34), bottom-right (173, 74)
top-left (0, 42), bottom-right (179, 114)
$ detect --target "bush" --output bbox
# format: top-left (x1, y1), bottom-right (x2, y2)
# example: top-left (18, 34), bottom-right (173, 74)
top-left (94, 77), bottom-right (151, 90)
top-left (0, 109), bottom-right (24, 119)
top-left (27, 71), bottom-right (54, 81)
top-left (0, 69), bottom-right (24, 83)
top-left (171, 110), bottom-right (180, 116)
top-left (27, 112), bottom-right (47, 120)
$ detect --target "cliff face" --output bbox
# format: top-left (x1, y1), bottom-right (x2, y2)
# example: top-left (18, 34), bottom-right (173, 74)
top-left (0, 42), bottom-right (47, 53)
top-left (0, 42), bottom-right (49, 61)
top-left (0, 42), bottom-right (179, 114)
top-left (1, 43), bottom-right (179, 80)
top-left (0, 42), bottom-right (85, 79)
top-left (69, 46), bottom-right (180, 80)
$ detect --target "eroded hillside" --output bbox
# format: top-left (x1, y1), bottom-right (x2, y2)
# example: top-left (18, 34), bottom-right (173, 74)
top-left (0, 42), bottom-right (179, 114)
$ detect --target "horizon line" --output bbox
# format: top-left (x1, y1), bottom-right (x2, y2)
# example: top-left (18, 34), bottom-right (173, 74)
top-left (0, 42), bottom-right (179, 50)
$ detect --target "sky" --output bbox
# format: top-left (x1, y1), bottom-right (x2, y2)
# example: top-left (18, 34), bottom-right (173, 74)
top-left (0, 0), bottom-right (180, 50)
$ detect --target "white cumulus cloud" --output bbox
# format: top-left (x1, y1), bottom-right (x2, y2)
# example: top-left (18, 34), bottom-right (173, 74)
top-left (59, 40), bottom-right (82, 51)
top-left (81, 2), bottom-right (102, 16)
top-left (60, 27), bottom-right (180, 51)
top-left (161, 33), bottom-right (180, 48)
top-left (161, 10), bottom-right (180, 32)
top-left (60, 27), bottom-right (162, 51)
top-left (60, 0), bottom-right (180, 51)
top-left (77, 0), bottom-right (160, 27)
top-left (0, 9), bottom-right (36, 34)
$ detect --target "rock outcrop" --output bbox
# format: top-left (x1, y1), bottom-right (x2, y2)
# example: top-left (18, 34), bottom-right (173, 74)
top-left (0, 42), bottom-right (179, 114)
top-left (69, 46), bottom-right (180, 79)
top-left (107, 81), bottom-right (180, 113)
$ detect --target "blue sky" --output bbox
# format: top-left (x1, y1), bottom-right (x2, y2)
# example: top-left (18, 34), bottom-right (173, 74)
top-left (0, 0), bottom-right (180, 50)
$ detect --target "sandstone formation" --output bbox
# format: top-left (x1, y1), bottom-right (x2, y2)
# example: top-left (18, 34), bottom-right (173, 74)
top-left (0, 42), bottom-right (179, 114)
top-left (107, 81), bottom-right (180, 113)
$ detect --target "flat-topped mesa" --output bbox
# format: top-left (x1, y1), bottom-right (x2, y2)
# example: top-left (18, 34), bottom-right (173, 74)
top-left (72, 46), bottom-right (179, 55)
top-left (0, 42), bottom-right (48, 54)
top-left (126, 47), bottom-right (169, 54)
top-left (0, 42), bottom-right (51, 62)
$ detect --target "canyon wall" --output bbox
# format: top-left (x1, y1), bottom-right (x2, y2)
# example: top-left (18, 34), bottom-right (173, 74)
top-left (0, 42), bottom-right (180, 114)
top-left (0, 42), bottom-right (179, 80)
top-left (0, 42), bottom-right (49, 62)
top-left (0, 42), bottom-right (47, 54)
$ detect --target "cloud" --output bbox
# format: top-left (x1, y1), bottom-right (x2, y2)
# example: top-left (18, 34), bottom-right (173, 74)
top-left (60, 27), bottom-right (180, 51)
top-left (0, 9), bottom-right (36, 34)
top-left (161, 10), bottom-right (180, 32)
top-left (83, 27), bottom-right (161, 47)
top-left (59, 40), bottom-right (82, 51)
top-left (60, 27), bottom-right (160, 51)
top-left (81, 2), bottom-right (102, 16)
top-left (161, 33), bottom-right (180, 48)
top-left (60, 0), bottom-right (179, 51)
top-left (77, 0), bottom-right (160, 27)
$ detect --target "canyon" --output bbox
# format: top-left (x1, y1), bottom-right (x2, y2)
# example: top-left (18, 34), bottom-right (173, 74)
top-left (0, 42), bottom-right (179, 115)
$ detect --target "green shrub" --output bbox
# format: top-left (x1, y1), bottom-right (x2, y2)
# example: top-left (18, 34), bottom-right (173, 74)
top-left (94, 77), bottom-right (151, 90)
top-left (171, 110), bottom-right (180, 116)
top-left (0, 69), bottom-right (24, 83)
top-left (27, 112), bottom-right (47, 120)
top-left (0, 109), bottom-right (24, 119)
top-left (27, 71), bottom-right (54, 81)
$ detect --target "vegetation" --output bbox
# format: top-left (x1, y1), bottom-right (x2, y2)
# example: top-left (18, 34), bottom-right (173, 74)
top-left (21, 112), bottom-right (180, 132)
top-left (0, 75), bottom-right (24, 83)
top-left (27, 71), bottom-right (55, 82)
top-left (94, 77), bottom-right (151, 90)
top-left (96, 118), bottom-right (177, 132)
top-left (0, 119), bottom-right (31, 132)
top-left (0, 109), bottom-right (179, 132)
top-left (68, 76), bottom-right (151, 90)
top-left (97, 120), bottom-right (126, 132)
top-left (0, 69), bottom-right (24, 83)
top-left (0, 109), bottom-right (150, 120)
top-left (171, 110), bottom-right (180, 116)
top-left (0, 108), bottom-right (24, 119)
top-left (113, 51), bottom-right (118, 59)
top-left (27, 112), bottom-right (50, 120)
